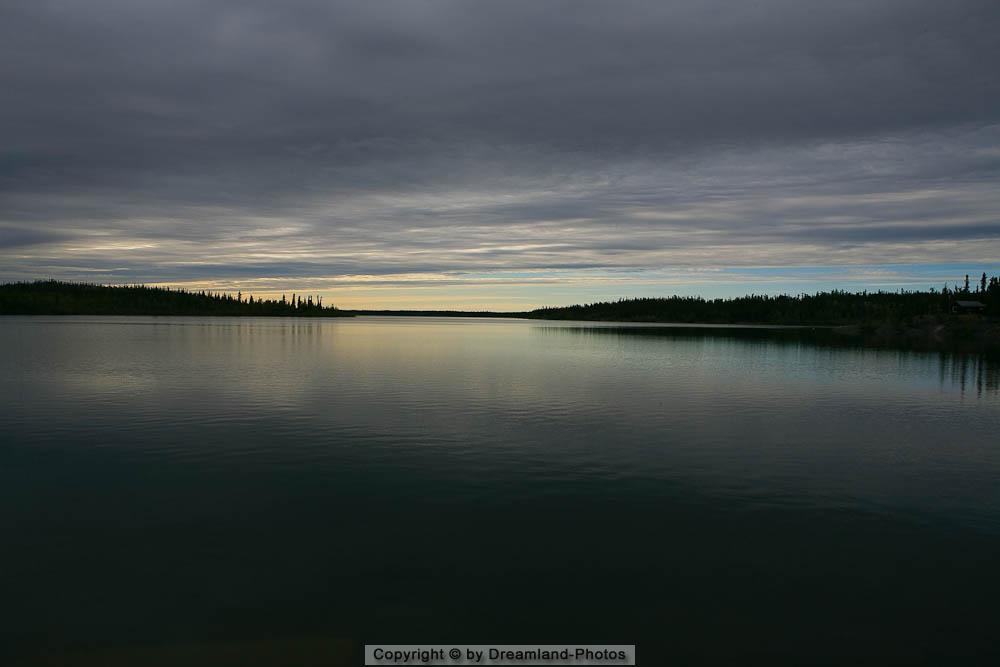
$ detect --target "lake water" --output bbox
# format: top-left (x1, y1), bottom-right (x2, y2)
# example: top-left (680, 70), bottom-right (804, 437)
top-left (3, 316), bottom-right (999, 664)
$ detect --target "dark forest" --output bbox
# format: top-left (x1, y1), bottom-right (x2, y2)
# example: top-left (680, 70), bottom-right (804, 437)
top-left (0, 281), bottom-right (351, 317)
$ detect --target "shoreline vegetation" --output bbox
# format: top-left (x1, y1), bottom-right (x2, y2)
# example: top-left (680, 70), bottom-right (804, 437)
top-left (0, 280), bottom-right (350, 317)
top-left (2, 278), bottom-right (998, 353)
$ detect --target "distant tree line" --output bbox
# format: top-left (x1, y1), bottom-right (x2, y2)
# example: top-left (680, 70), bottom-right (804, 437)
top-left (2, 274), bottom-right (999, 323)
top-left (526, 273), bottom-right (1000, 325)
top-left (0, 281), bottom-right (352, 317)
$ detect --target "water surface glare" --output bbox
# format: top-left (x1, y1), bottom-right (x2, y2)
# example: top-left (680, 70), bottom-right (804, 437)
top-left (3, 316), bottom-right (999, 663)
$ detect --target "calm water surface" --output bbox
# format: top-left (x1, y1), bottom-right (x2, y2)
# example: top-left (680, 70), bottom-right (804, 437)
top-left (2, 316), bottom-right (999, 664)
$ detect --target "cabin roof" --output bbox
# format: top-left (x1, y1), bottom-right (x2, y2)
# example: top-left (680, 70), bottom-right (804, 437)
top-left (955, 300), bottom-right (985, 307)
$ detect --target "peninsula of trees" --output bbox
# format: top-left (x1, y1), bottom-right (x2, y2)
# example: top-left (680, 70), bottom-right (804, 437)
top-left (0, 281), bottom-right (351, 317)
top-left (526, 274), bottom-right (1000, 325)
top-left (520, 274), bottom-right (1000, 353)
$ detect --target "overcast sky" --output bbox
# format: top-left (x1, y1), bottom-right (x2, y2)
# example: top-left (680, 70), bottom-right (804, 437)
top-left (2, 0), bottom-right (999, 308)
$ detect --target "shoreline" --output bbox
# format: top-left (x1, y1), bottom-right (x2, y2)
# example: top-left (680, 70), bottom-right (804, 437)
top-left (3, 311), bottom-right (997, 355)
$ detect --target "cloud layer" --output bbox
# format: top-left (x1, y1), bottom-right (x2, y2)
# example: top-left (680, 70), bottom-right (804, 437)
top-left (2, 0), bottom-right (999, 307)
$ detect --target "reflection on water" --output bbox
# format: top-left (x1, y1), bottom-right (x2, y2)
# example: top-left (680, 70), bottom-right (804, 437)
top-left (940, 352), bottom-right (1000, 397)
top-left (545, 323), bottom-right (1000, 397)
top-left (2, 316), bottom-right (999, 664)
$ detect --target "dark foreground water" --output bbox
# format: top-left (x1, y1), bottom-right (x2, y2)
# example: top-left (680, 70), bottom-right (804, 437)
top-left (2, 316), bottom-right (999, 665)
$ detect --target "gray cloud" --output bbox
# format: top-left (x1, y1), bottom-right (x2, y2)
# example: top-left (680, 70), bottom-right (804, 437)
top-left (1, 0), bottom-right (999, 301)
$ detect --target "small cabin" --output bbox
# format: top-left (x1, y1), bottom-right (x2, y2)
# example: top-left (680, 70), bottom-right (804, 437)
top-left (953, 300), bottom-right (986, 314)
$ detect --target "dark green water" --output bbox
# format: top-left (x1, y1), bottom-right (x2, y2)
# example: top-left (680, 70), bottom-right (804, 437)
top-left (2, 316), bottom-right (999, 664)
